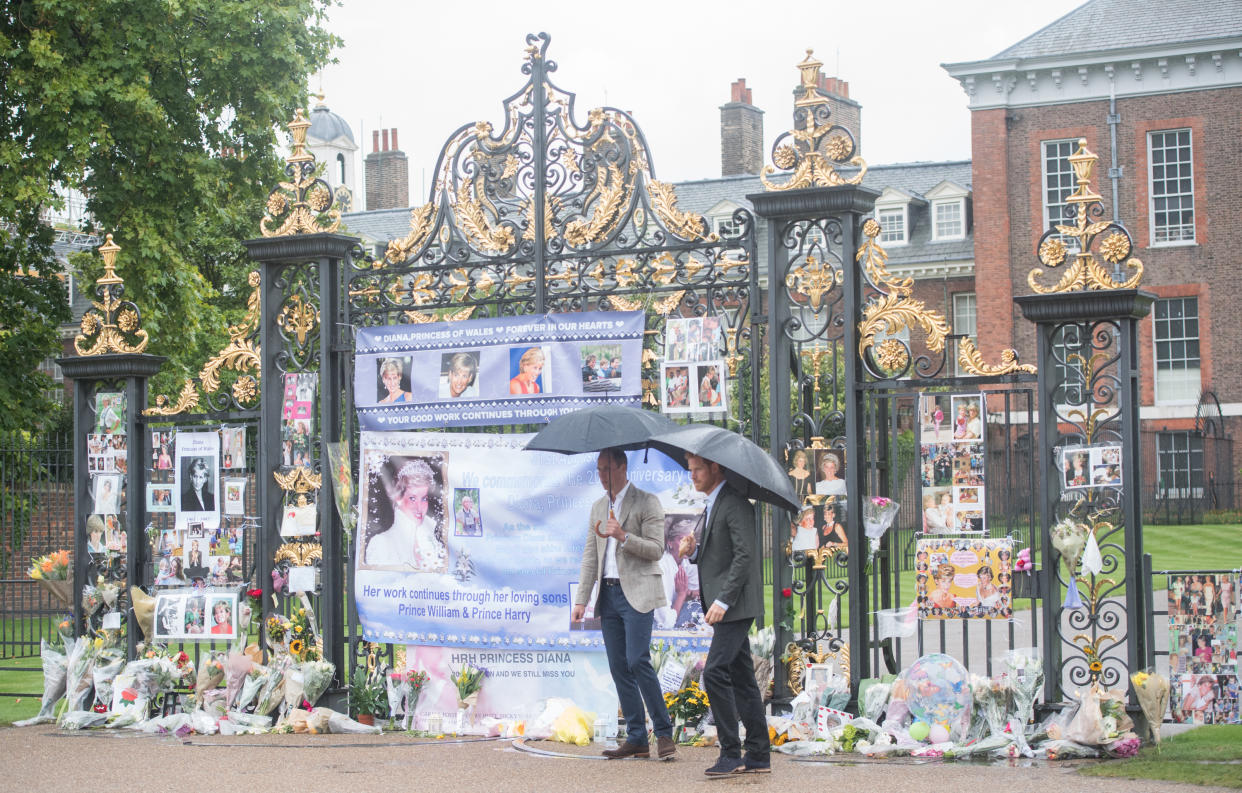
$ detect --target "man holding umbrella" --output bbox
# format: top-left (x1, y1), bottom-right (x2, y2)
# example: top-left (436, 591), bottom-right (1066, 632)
top-left (679, 453), bottom-right (770, 776)
top-left (572, 448), bottom-right (676, 760)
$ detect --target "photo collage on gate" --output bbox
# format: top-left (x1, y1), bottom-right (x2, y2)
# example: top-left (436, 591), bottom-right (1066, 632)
top-left (914, 537), bottom-right (1013, 620)
top-left (786, 445), bottom-right (848, 554)
top-left (1168, 573), bottom-right (1240, 725)
top-left (148, 421), bottom-right (254, 592)
top-left (918, 393), bottom-right (986, 535)
top-left (661, 316), bottom-right (728, 415)
top-left (85, 392), bottom-right (128, 559)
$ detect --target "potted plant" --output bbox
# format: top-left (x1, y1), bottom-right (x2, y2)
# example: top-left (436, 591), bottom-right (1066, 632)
top-left (348, 669), bottom-right (386, 726)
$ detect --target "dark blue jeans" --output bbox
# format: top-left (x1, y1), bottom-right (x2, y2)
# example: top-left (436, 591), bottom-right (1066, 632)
top-left (598, 582), bottom-right (672, 743)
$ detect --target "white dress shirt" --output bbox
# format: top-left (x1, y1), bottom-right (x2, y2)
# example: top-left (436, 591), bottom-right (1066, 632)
top-left (601, 481), bottom-right (630, 579)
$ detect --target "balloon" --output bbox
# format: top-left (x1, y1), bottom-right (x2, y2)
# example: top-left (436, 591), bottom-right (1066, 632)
top-left (908, 720), bottom-right (930, 742)
top-left (898, 653), bottom-right (973, 742)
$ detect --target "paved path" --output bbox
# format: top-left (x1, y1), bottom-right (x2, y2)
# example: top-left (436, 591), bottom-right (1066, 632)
top-left (1, 726), bottom-right (1234, 793)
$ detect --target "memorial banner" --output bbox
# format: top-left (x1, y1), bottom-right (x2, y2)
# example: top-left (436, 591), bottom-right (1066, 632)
top-left (354, 312), bottom-right (645, 430)
top-left (354, 431), bottom-right (712, 651)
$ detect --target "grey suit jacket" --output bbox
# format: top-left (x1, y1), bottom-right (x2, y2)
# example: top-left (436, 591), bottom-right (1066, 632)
top-left (574, 484), bottom-right (667, 614)
top-left (697, 485), bottom-right (762, 623)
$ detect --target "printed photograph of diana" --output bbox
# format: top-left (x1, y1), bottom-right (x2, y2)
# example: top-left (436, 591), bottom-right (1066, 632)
top-left (360, 454), bottom-right (449, 573)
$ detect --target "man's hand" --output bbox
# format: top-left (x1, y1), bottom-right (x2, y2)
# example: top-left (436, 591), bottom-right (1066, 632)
top-left (678, 533), bottom-right (696, 559)
top-left (571, 604), bottom-right (585, 623)
top-left (603, 513), bottom-right (626, 541)
top-left (704, 603), bottom-right (726, 625)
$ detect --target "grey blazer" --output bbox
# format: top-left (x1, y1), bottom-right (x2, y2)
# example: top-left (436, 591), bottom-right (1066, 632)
top-left (574, 484), bottom-right (667, 614)
top-left (697, 485), bottom-right (762, 623)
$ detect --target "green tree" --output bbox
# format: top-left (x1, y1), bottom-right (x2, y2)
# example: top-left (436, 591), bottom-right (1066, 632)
top-left (1, 0), bottom-right (339, 407)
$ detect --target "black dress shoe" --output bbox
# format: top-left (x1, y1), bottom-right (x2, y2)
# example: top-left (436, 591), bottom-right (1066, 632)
top-left (602, 740), bottom-right (650, 759)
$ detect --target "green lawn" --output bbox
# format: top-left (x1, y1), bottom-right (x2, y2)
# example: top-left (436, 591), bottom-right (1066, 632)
top-left (0, 668), bottom-right (43, 725)
top-left (1079, 725), bottom-right (1242, 788)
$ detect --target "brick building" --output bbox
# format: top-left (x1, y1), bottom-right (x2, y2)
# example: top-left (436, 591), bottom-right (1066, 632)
top-left (944, 0), bottom-right (1242, 501)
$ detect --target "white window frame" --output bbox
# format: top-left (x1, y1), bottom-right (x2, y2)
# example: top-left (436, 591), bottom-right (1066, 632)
top-left (876, 205), bottom-right (908, 245)
top-left (1152, 296), bottom-right (1201, 405)
top-left (1041, 138), bottom-right (1078, 240)
top-left (712, 214), bottom-right (743, 239)
top-left (1148, 128), bottom-right (1196, 246)
top-left (931, 198), bottom-right (965, 241)
top-left (953, 292), bottom-right (977, 377)
top-left (1156, 430), bottom-right (1203, 498)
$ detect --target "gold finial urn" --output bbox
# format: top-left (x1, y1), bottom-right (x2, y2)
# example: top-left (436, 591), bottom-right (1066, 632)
top-left (73, 233), bottom-right (150, 356)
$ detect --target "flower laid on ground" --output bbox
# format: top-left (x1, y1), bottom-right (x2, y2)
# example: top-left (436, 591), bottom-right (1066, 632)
top-left (663, 680), bottom-right (710, 725)
top-left (28, 550), bottom-right (70, 580)
top-left (1130, 669), bottom-right (1170, 747)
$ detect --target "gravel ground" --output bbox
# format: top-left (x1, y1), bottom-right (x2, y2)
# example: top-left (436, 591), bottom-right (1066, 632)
top-left (1, 726), bottom-right (1233, 793)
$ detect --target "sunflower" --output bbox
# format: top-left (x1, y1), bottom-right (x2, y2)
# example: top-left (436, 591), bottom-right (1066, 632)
top-left (289, 639), bottom-right (305, 657)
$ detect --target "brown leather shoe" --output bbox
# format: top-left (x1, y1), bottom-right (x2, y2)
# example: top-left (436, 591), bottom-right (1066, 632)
top-left (602, 741), bottom-right (650, 759)
top-left (657, 735), bottom-right (677, 759)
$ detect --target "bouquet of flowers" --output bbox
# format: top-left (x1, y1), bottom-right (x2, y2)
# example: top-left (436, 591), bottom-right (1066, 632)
top-left (971, 675), bottom-right (1013, 738)
top-left (91, 650), bottom-right (125, 711)
top-left (386, 670), bottom-right (409, 725)
top-left (1130, 668), bottom-right (1170, 747)
top-left (224, 652), bottom-right (254, 711)
top-left (451, 663), bottom-right (486, 732)
top-left (403, 669), bottom-right (428, 729)
top-left (1049, 517), bottom-right (1089, 609)
top-left (193, 653), bottom-right (226, 709)
top-left (663, 680), bottom-right (710, 734)
top-left (300, 659), bottom-right (336, 709)
top-left (13, 638), bottom-right (68, 726)
top-left (61, 636), bottom-right (97, 714)
top-left (28, 550), bottom-right (72, 606)
top-left (235, 664), bottom-right (269, 713)
top-left (862, 498), bottom-right (900, 559)
top-left (1002, 648), bottom-right (1043, 756)
top-left (254, 659), bottom-right (289, 716)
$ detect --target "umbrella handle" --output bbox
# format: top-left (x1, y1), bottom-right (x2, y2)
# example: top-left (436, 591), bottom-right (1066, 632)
top-left (594, 508), bottom-right (616, 538)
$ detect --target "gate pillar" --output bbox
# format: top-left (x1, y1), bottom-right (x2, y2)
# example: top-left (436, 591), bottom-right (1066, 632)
top-left (751, 185), bottom-right (878, 701)
top-left (1016, 289), bottom-right (1154, 706)
top-left (58, 234), bottom-right (165, 659)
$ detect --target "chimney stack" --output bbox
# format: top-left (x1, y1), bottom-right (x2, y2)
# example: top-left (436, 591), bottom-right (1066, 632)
top-left (365, 127), bottom-right (409, 210)
top-left (720, 78), bottom-right (764, 177)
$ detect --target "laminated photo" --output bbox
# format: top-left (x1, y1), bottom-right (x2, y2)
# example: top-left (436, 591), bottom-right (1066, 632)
top-left (223, 477), bottom-right (247, 515)
top-left (174, 431), bottom-right (220, 527)
top-left (221, 427), bottom-right (245, 470)
top-left (1060, 444), bottom-right (1123, 490)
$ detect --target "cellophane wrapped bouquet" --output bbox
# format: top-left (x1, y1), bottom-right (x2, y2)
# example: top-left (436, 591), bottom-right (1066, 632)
top-left (1130, 668), bottom-right (1170, 747)
top-left (1050, 517), bottom-right (1089, 609)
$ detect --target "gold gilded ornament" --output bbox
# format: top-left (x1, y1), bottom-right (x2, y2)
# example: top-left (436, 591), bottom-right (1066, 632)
top-left (73, 234), bottom-right (150, 356)
top-left (260, 109), bottom-right (342, 237)
top-left (1028, 140), bottom-right (1144, 293)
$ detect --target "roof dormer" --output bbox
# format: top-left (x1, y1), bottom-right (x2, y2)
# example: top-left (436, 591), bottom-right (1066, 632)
top-left (924, 180), bottom-right (970, 241)
top-left (873, 187), bottom-right (922, 246)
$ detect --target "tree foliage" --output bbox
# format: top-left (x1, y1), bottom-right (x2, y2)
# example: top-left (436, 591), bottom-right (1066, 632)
top-left (0, 0), bottom-right (338, 410)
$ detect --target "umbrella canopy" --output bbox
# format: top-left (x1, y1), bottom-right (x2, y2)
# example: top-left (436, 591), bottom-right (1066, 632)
top-left (523, 404), bottom-right (679, 455)
top-left (645, 423), bottom-right (800, 512)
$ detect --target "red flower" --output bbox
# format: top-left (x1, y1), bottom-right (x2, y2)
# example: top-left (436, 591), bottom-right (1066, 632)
top-left (781, 588), bottom-right (793, 598)
top-left (247, 588), bottom-right (263, 599)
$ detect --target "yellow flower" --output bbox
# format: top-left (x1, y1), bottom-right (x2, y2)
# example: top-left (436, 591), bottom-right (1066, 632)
top-left (295, 625), bottom-right (304, 633)
top-left (289, 639), bottom-right (305, 656)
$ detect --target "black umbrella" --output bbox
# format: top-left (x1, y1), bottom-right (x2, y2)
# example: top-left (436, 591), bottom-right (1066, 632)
top-left (523, 404), bottom-right (679, 454)
top-left (645, 423), bottom-right (800, 512)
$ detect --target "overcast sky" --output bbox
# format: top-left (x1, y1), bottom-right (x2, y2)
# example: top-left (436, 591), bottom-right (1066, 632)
top-left (316, 0), bottom-right (1086, 199)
